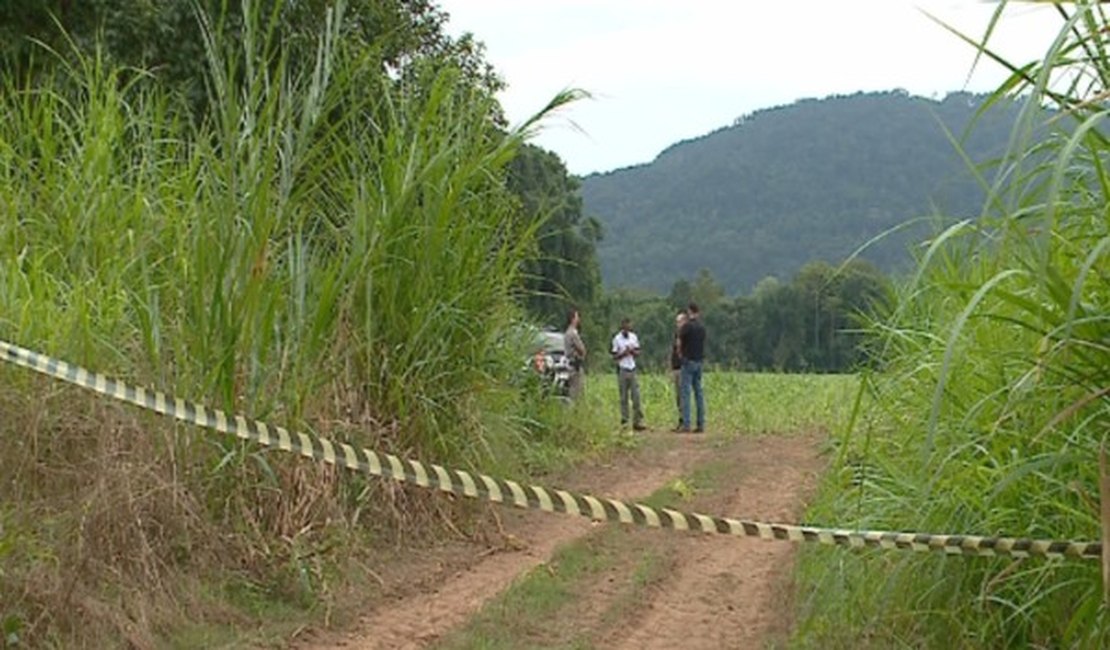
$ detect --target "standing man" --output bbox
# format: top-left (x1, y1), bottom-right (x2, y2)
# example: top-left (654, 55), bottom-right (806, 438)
top-left (677, 302), bottom-right (706, 433)
top-left (611, 318), bottom-right (646, 430)
top-left (670, 310), bottom-right (688, 430)
top-left (564, 308), bottom-right (587, 401)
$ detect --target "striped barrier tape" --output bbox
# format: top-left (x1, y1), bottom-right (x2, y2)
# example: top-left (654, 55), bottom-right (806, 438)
top-left (0, 338), bottom-right (1101, 561)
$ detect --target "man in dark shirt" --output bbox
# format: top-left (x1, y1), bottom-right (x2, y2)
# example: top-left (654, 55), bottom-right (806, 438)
top-left (676, 302), bottom-right (707, 433)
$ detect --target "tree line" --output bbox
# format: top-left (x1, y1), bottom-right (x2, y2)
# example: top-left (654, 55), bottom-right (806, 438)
top-left (581, 260), bottom-right (890, 374)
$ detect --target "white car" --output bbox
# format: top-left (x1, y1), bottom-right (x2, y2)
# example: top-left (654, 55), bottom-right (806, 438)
top-left (529, 330), bottom-right (571, 397)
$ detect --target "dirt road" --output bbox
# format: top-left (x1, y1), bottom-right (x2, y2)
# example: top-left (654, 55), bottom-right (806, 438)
top-left (299, 431), bottom-right (824, 649)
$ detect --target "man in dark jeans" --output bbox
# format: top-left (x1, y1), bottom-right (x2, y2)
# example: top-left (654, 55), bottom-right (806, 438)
top-left (676, 302), bottom-right (706, 433)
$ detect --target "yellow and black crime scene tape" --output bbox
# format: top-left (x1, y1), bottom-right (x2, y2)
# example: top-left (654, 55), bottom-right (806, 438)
top-left (0, 338), bottom-right (1101, 561)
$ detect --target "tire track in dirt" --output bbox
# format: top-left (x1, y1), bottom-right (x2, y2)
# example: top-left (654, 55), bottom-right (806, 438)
top-left (301, 433), bottom-right (726, 650)
top-left (602, 433), bottom-right (823, 650)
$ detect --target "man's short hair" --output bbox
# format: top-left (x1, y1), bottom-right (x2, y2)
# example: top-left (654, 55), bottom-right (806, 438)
top-left (620, 317), bottom-right (631, 328)
top-left (687, 302), bottom-right (700, 315)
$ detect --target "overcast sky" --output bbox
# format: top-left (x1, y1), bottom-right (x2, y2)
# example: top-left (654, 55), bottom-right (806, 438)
top-left (437, 1), bottom-right (1062, 176)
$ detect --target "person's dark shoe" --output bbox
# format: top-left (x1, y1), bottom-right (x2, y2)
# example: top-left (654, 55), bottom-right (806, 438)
top-left (693, 427), bottom-right (704, 433)
top-left (633, 423), bottom-right (647, 431)
top-left (673, 426), bottom-right (691, 433)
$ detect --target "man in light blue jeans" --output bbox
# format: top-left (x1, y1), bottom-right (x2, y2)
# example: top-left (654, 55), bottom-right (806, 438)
top-left (677, 303), bottom-right (706, 433)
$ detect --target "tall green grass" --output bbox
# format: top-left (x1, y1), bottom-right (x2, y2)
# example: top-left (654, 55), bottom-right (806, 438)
top-left (794, 2), bottom-right (1110, 647)
top-left (0, 4), bottom-right (576, 645)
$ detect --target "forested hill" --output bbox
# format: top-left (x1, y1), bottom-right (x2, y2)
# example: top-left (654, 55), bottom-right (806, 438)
top-left (581, 90), bottom-right (1026, 293)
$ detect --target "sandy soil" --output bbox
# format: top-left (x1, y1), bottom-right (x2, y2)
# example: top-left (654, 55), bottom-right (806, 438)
top-left (297, 431), bottom-right (823, 650)
top-left (603, 433), bottom-right (822, 649)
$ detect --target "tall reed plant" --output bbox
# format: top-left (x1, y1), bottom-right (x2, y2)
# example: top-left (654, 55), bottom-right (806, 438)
top-left (0, 2), bottom-right (564, 644)
top-left (793, 2), bottom-right (1110, 647)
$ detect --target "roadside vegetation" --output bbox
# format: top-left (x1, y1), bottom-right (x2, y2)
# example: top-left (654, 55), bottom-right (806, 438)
top-left (792, 3), bottom-right (1110, 647)
top-left (0, 2), bottom-right (599, 646)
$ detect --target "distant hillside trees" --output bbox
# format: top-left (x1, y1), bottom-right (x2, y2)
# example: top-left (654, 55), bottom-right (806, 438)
top-left (591, 259), bottom-right (890, 373)
top-left (0, 0), bottom-right (500, 106)
top-left (582, 90), bottom-right (1033, 293)
top-left (507, 144), bottom-right (603, 326)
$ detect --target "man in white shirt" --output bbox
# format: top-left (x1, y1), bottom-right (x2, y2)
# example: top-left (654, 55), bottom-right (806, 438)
top-left (611, 318), bottom-right (646, 431)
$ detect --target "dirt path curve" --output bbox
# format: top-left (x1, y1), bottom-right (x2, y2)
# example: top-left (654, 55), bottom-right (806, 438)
top-left (300, 431), bottom-right (823, 650)
top-left (602, 433), bottom-right (822, 650)
top-left (302, 434), bottom-right (728, 650)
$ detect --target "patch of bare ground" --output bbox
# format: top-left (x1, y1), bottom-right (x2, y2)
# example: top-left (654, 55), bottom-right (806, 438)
top-left (295, 430), bottom-right (729, 650)
top-left (425, 432), bottom-right (825, 650)
top-left (601, 432), bottom-right (823, 650)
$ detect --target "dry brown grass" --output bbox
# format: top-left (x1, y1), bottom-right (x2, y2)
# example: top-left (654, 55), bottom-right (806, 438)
top-left (0, 372), bottom-right (494, 647)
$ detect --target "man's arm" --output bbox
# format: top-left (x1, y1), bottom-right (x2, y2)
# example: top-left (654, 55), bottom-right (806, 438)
top-left (568, 330), bottom-right (587, 359)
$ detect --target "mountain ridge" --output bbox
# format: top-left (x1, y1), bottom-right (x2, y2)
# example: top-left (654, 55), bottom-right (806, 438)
top-left (581, 90), bottom-right (1025, 293)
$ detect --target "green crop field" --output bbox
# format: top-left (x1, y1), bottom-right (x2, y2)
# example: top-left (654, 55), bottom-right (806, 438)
top-left (576, 370), bottom-right (858, 437)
